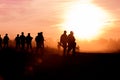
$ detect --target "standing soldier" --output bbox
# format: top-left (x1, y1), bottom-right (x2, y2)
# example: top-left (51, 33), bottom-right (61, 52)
top-left (35, 32), bottom-right (44, 55)
top-left (15, 34), bottom-right (20, 49)
top-left (26, 33), bottom-right (33, 50)
top-left (40, 32), bottom-right (44, 49)
top-left (67, 31), bottom-right (76, 56)
top-left (35, 32), bottom-right (44, 49)
top-left (60, 30), bottom-right (68, 56)
top-left (3, 33), bottom-right (9, 48)
top-left (20, 32), bottom-right (26, 49)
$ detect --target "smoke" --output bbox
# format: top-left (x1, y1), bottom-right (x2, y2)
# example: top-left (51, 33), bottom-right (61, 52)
top-left (78, 38), bottom-right (120, 53)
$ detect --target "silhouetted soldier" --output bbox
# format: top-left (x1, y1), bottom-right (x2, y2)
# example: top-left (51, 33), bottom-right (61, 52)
top-left (26, 33), bottom-right (33, 49)
top-left (15, 34), bottom-right (20, 49)
top-left (35, 32), bottom-right (44, 54)
top-left (35, 32), bottom-right (44, 48)
top-left (20, 32), bottom-right (26, 49)
top-left (0, 35), bottom-right (2, 49)
top-left (60, 30), bottom-right (68, 56)
top-left (67, 31), bottom-right (76, 56)
top-left (3, 34), bottom-right (9, 48)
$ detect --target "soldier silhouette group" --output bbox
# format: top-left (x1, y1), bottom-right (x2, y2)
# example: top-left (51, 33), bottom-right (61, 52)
top-left (60, 30), bottom-right (76, 56)
top-left (0, 30), bottom-right (77, 56)
top-left (0, 32), bottom-right (44, 51)
top-left (14, 32), bottom-right (33, 50)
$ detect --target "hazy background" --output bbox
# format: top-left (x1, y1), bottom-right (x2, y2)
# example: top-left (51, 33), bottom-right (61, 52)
top-left (0, 0), bottom-right (120, 52)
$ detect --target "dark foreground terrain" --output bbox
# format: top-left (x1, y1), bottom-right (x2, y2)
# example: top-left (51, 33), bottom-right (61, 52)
top-left (0, 47), bottom-right (120, 80)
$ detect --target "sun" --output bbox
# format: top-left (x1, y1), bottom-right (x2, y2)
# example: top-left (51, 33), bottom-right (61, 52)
top-left (61, 0), bottom-right (111, 40)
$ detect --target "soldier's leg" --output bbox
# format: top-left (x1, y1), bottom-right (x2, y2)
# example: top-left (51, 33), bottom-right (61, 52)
top-left (67, 46), bottom-right (72, 56)
top-left (72, 43), bottom-right (76, 56)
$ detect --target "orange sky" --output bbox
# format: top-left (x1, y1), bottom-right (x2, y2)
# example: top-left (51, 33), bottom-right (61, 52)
top-left (0, 0), bottom-right (120, 51)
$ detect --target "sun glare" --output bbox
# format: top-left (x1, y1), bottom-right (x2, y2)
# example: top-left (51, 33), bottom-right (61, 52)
top-left (61, 0), bottom-right (111, 40)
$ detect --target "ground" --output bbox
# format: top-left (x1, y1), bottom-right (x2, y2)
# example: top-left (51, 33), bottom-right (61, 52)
top-left (0, 47), bottom-right (120, 80)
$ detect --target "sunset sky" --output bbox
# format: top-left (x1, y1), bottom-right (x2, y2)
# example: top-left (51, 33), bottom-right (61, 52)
top-left (0, 0), bottom-right (120, 51)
